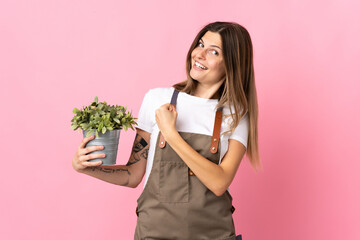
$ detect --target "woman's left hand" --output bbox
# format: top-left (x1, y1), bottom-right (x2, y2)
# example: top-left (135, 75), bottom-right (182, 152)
top-left (155, 103), bottom-right (178, 139)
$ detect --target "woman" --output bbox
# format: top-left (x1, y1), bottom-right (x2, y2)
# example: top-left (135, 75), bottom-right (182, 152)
top-left (72, 21), bottom-right (260, 240)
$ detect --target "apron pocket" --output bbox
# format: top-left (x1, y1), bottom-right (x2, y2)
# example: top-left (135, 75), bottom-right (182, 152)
top-left (159, 162), bottom-right (189, 203)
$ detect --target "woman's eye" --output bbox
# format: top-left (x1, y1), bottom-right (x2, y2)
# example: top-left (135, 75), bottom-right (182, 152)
top-left (198, 42), bottom-right (204, 47)
top-left (210, 50), bottom-right (218, 56)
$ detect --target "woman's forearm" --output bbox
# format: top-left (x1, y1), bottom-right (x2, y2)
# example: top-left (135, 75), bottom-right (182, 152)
top-left (166, 131), bottom-right (227, 196)
top-left (78, 164), bottom-right (135, 188)
top-left (75, 131), bottom-right (150, 188)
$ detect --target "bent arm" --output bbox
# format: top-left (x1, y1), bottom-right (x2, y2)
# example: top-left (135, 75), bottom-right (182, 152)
top-left (166, 132), bottom-right (246, 196)
top-left (79, 128), bottom-right (150, 188)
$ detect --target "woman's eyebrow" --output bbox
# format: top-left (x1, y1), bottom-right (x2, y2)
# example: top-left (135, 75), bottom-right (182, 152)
top-left (200, 38), bottom-right (222, 50)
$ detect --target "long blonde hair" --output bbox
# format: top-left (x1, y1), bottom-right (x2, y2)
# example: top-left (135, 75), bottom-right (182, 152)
top-left (173, 21), bottom-right (261, 172)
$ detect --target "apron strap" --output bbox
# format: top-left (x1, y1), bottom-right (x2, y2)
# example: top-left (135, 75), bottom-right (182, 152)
top-left (170, 89), bottom-right (180, 105)
top-left (159, 88), bottom-right (222, 154)
top-left (159, 89), bottom-right (178, 148)
top-left (210, 106), bottom-right (223, 154)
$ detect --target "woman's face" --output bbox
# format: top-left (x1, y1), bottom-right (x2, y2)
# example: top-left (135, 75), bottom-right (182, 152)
top-left (190, 31), bottom-right (226, 86)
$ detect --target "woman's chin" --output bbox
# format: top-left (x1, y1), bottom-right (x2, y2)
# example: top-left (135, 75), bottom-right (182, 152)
top-left (189, 71), bottom-right (202, 81)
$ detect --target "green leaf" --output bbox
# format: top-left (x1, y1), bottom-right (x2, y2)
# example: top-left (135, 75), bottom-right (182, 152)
top-left (73, 107), bottom-right (80, 114)
top-left (96, 122), bottom-right (101, 132)
top-left (71, 96), bottom-right (138, 136)
top-left (86, 131), bottom-right (92, 138)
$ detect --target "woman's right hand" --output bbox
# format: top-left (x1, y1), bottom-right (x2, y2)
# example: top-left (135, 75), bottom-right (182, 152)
top-left (72, 135), bottom-right (106, 172)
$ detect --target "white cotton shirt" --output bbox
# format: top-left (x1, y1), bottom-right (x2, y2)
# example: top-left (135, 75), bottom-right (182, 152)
top-left (136, 87), bottom-right (249, 191)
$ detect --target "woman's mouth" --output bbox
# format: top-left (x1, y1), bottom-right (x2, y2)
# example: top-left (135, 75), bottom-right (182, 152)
top-left (193, 61), bottom-right (208, 71)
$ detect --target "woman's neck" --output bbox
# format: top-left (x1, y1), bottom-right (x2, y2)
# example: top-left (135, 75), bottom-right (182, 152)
top-left (193, 81), bottom-right (224, 99)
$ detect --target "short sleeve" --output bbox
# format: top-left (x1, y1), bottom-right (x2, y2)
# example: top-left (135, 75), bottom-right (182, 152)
top-left (136, 90), bottom-right (154, 133)
top-left (229, 112), bottom-right (249, 149)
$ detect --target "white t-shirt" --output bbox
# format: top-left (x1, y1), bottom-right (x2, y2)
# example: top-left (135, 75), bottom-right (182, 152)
top-left (136, 87), bottom-right (249, 190)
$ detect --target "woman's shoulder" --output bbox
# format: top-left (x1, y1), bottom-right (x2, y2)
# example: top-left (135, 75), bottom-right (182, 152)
top-left (146, 86), bottom-right (174, 96)
top-left (222, 104), bottom-right (247, 117)
top-left (142, 87), bottom-right (174, 105)
top-left (222, 104), bottom-right (249, 130)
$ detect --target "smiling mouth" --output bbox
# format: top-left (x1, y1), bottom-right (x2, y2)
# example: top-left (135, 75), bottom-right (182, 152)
top-left (193, 61), bottom-right (208, 70)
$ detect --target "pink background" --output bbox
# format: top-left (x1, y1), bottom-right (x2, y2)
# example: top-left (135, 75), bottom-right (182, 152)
top-left (1, 1), bottom-right (359, 239)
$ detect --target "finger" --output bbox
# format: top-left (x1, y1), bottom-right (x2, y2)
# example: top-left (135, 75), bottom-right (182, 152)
top-left (160, 103), bottom-right (170, 109)
top-left (82, 160), bottom-right (103, 167)
top-left (155, 114), bottom-right (161, 123)
top-left (79, 135), bottom-right (95, 149)
top-left (80, 145), bottom-right (104, 156)
top-left (79, 153), bottom-right (106, 162)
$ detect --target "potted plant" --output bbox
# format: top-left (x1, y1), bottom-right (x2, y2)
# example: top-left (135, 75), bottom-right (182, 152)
top-left (70, 96), bottom-right (137, 165)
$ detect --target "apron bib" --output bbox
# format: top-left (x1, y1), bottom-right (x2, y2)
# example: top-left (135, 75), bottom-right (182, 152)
top-left (134, 89), bottom-right (237, 240)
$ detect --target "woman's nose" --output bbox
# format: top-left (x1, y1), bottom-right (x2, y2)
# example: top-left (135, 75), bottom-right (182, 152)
top-left (195, 48), bottom-right (207, 59)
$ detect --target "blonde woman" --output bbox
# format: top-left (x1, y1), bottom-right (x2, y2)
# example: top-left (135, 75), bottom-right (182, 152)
top-left (73, 21), bottom-right (260, 240)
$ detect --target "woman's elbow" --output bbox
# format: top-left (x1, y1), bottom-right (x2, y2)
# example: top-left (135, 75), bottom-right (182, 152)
top-left (212, 174), bottom-right (230, 196)
top-left (213, 188), bottom-right (227, 197)
top-left (126, 178), bottom-right (141, 188)
top-left (212, 183), bottom-right (228, 197)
